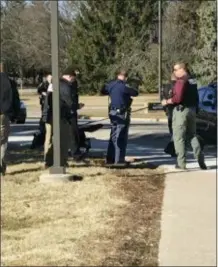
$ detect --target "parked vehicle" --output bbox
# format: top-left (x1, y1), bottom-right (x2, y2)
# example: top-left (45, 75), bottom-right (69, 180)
top-left (157, 82), bottom-right (217, 145)
top-left (196, 84), bottom-right (217, 145)
top-left (16, 101), bottom-right (27, 124)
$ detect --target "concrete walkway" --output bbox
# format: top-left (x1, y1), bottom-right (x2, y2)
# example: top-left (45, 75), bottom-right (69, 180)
top-left (158, 166), bottom-right (217, 266)
top-left (9, 119), bottom-right (217, 266)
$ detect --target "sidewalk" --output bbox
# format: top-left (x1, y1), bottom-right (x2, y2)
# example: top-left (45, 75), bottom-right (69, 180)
top-left (158, 166), bottom-right (217, 266)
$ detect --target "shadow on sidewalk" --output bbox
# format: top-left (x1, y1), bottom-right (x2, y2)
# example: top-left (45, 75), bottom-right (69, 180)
top-left (7, 130), bottom-right (217, 171)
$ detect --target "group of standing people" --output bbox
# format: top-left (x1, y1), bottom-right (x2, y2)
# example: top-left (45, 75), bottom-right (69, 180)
top-left (0, 62), bottom-right (207, 175)
top-left (37, 68), bottom-right (139, 168)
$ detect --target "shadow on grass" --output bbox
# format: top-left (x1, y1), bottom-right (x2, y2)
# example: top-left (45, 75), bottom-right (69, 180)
top-left (7, 147), bottom-right (157, 171)
top-left (68, 175), bottom-right (84, 182)
top-left (8, 167), bottom-right (41, 176)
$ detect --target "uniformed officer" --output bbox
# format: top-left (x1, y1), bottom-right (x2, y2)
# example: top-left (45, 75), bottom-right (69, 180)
top-left (101, 69), bottom-right (138, 165)
top-left (161, 62), bottom-right (207, 170)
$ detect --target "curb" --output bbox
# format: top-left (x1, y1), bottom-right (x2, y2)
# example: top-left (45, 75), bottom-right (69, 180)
top-left (81, 116), bottom-right (168, 123)
top-left (26, 116), bottom-right (167, 123)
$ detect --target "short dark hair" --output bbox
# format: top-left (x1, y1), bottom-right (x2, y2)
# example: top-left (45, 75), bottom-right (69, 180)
top-left (44, 70), bottom-right (52, 77)
top-left (116, 69), bottom-right (129, 78)
top-left (62, 66), bottom-right (77, 77)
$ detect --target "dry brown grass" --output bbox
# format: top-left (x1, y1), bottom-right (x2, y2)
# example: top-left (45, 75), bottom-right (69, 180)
top-left (21, 94), bottom-right (165, 119)
top-left (2, 149), bottom-right (164, 266)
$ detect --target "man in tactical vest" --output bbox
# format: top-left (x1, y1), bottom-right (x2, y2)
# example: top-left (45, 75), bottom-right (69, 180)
top-left (101, 69), bottom-right (138, 166)
top-left (162, 62), bottom-right (207, 170)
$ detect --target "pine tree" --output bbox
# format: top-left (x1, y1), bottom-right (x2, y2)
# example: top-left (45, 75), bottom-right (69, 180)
top-left (68, 0), bottom-right (158, 94)
top-left (193, 1), bottom-right (216, 86)
top-left (162, 0), bottom-right (202, 81)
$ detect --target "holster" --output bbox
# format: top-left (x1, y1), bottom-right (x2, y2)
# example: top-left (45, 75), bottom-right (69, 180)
top-left (176, 105), bottom-right (185, 111)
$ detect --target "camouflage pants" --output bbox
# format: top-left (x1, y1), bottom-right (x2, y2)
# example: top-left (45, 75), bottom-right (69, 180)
top-left (172, 107), bottom-right (203, 168)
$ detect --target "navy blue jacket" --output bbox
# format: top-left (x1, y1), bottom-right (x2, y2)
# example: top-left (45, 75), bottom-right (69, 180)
top-left (101, 79), bottom-right (138, 109)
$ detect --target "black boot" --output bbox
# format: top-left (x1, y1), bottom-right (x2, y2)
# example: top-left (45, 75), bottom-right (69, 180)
top-left (198, 154), bottom-right (207, 170)
top-left (0, 161), bottom-right (7, 176)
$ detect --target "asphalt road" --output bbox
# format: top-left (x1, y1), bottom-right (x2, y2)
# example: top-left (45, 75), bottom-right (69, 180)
top-left (9, 118), bottom-right (216, 169)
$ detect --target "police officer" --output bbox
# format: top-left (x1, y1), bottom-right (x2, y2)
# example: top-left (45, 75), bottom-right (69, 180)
top-left (101, 69), bottom-right (138, 165)
top-left (161, 62), bottom-right (207, 170)
top-left (37, 72), bottom-right (52, 136)
top-left (162, 73), bottom-right (177, 157)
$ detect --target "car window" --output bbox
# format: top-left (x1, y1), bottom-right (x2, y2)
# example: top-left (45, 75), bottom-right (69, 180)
top-left (201, 88), bottom-right (217, 113)
top-left (202, 88), bottom-right (216, 103)
top-left (198, 88), bottom-right (207, 103)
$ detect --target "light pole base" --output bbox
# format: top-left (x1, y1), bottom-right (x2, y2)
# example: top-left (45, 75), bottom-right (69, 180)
top-left (39, 172), bottom-right (80, 183)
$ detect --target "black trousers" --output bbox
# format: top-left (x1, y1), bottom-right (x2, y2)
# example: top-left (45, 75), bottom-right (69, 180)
top-left (70, 114), bottom-right (80, 154)
top-left (166, 105), bottom-right (174, 135)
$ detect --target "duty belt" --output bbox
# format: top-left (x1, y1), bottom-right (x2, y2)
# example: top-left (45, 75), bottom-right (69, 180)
top-left (176, 105), bottom-right (196, 111)
top-left (110, 107), bottom-right (127, 114)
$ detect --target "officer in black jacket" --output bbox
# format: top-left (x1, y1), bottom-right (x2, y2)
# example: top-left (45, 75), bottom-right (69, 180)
top-left (70, 74), bottom-right (80, 155)
top-left (42, 67), bottom-right (74, 168)
top-left (101, 69), bottom-right (138, 165)
top-left (37, 72), bottom-right (52, 136)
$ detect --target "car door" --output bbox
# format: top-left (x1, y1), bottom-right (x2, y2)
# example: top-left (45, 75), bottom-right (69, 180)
top-left (197, 87), bottom-right (217, 143)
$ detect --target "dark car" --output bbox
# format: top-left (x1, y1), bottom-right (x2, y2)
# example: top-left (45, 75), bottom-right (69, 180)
top-left (16, 100), bottom-right (27, 124)
top-left (8, 77), bottom-right (27, 124)
top-left (10, 100), bottom-right (27, 124)
top-left (153, 82), bottom-right (217, 145)
top-left (196, 84), bottom-right (217, 145)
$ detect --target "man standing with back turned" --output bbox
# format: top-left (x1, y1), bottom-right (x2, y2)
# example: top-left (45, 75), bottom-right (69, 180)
top-left (162, 62), bottom-right (207, 170)
top-left (101, 69), bottom-right (138, 166)
top-left (0, 63), bottom-right (13, 175)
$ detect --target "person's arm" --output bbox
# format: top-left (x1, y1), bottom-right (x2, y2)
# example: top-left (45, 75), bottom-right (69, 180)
top-left (125, 84), bottom-right (139, 97)
top-left (100, 83), bottom-right (109, 95)
top-left (37, 81), bottom-right (48, 95)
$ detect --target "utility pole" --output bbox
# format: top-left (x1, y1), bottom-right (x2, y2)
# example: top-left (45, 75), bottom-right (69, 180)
top-left (50, 0), bottom-right (65, 175)
top-left (158, 0), bottom-right (162, 101)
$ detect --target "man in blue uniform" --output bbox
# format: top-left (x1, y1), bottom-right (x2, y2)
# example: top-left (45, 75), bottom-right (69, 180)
top-left (101, 69), bottom-right (138, 166)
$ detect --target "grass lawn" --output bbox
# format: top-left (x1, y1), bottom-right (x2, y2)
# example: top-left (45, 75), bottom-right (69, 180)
top-left (2, 148), bottom-right (165, 266)
top-left (21, 94), bottom-right (166, 119)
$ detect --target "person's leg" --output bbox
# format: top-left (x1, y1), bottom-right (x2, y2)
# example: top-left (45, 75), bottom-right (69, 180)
top-left (121, 112), bottom-right (130, 161)
top-left (0, 114), bottom-right (10, 175)
top-left (116, 123), bottom-right (127, 163)
top-left (70, 114), bottom-right (81, 155)
top-left (60, 119), bottom-right (71, 166)
top-left (106, 117), bottom-right (116, 164)
top-left (167, 108), bottom-right (173, 135)
top-left (187, 110), bottom-right (207, 169)
top-left (44, 123), bottom-right (53, 167)
top-left (70, 116), bottom-right (77, 155)
top-left (172, 108), bottom-right (188, 169)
